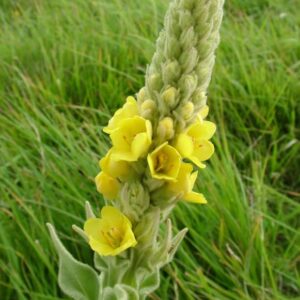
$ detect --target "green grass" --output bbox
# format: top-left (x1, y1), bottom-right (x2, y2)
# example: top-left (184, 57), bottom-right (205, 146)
top-left (0, 0), bottom-right (299, 299)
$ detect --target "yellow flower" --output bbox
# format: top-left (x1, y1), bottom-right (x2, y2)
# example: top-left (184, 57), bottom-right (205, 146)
top-left (95, 172), bottom-right (120, 200)
top-left (100, 150), bottom-right (131, 180)
top-left (103, 96), bottom-right (138, 134)
top-left (84, 206), bottom-right (137, 256)
top-left (167, 162), bottom-right (207, 204)
top-left (174, 120), bottom-right (216, 168)
top-left (147, 142), bottom-right (181, 181)
top-left (110, 116), bottom-right (152, 162)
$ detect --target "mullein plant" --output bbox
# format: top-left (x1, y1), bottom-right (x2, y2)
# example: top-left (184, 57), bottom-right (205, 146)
top-left (47, 0), bottom-right (224, 299)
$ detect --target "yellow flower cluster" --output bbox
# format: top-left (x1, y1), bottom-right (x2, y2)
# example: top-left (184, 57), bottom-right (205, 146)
top-left (85, 96), bottom-right (216, 256)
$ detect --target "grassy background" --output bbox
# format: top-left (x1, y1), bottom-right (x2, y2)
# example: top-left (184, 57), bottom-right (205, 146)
top-left (0, 0), bottom-right (299, 299)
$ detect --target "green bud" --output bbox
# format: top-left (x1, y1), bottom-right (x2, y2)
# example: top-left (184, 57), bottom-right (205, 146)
top-left (165, 36), bottom-right (180, 58)
top-left (180, 101), bottom-right (194, 120)
top-left (179, 27), bottom-right (196, 50)
top-left (134, 208), bottom-right (160, 248)
top-left (181, 47), bottom-right (198, 73)
top-left (161, 87), bottom-right (177, 108)
top-left (162, 60), bottom-right (181, 84)
top-left (157, 117), bottom-right (175, 141)
top-left (140, 99), bottom-right (156, 119)
top-left (179, 74), bottom-right (198, 99)
top-left (178, 10), bottom-right (193, 28)
top-left (119, 181), bottom-right (150, 223)
top-left (147, 73), bottom-right (162, 92)
top-left (192, 89), bottom-right (207, 108)
top-left (136, 87), bottom-right (146, 104)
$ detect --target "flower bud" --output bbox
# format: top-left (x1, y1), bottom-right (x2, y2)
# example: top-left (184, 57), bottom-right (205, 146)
top-left (157, 117), bottom-right (175, 141)
top-left (161, 87), bottom-right (177, 108)
top-left (140, 99), bottom-right (156, 119)
top-left (179, 74), bottom-right (198, 99)
top-left (198, 105), bottom-right (209, 121)
top-left (141, 99), bottom-right (156, 112)
top-left (192, 89), bottom-right (207, 107)
top-left (119, 181), bottom-right (150, 223)
top-left (137, 87), bottom-right (146, 104)
top-left (181, 101), bottom-right (194, 120)
top-left (147, 73), bottom-right (162, 92)
top-left (162, 60), bottom-right (180, 83)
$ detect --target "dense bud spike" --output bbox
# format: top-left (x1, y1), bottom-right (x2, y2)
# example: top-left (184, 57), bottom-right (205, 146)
top-left (141, 0), bottom-right (224, 132)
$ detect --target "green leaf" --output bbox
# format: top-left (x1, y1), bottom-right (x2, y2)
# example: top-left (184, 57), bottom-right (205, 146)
top-left (102, 284), bottom-right (139, 300)
top-left (94, 253), bottom-right (110, 272)
top-left (47, 223), bottom-right (100, 300)
top-left (139, 268), bottom-right (160, 295)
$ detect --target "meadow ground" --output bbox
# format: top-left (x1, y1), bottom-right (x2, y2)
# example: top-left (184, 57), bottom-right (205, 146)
top-left (0, 0), bottom-right (299, 299)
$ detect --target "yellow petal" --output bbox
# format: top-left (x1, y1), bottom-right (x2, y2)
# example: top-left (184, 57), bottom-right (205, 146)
top-left (110, 129), bottom-right (131, 152)
top-left (187, 121), bottom-right (216, 140)
top-left (192, 140), bottom-right (215, 162)
top-left (174, 133), bottom-right (194, 157)
top-left (189, 171), bottom-right (198, 191)
top-left (132, 132), bottom-right (151, 159)
top-left (110, 150), bottom-right (136, 162)
top-left (84, 218), bottom-right (102, 237)
top-left (145, 120), bottom-right (152, 141)
top-left (95, 172), bottom-right (120, 200)
top-left (89, 237), bottom-right (115, 256)
top-left (184, 192), bottom-right (207, 204)
top-left (103, 96), bottom-right (138, 134)
top-left (167, 162), bottom-right (193, 194)
top-left (198, 105), bottom-right (209, 120)
top-left (101, 206), bottom-right (130, 229)
top-left (100, 150), bottom-right (131, 179)
top-left (188, 156), bottom-right (207, 169)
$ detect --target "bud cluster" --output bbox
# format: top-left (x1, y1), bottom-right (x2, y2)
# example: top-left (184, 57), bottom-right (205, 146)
top-left (138, 0), bottom-right (224, 133)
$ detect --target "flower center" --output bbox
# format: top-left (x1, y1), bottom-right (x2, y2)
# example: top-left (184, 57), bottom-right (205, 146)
top-left (155, 152), bottom-right (169, 173)
top-left (102, 227), bottom-right (123, 248)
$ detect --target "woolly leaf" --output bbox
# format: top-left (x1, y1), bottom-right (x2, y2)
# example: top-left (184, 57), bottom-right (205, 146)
top-left (102, 284), bottom-right (138, 300)
top-left (139, 268), bottom-right (160, 295)
top-left (47, 223), bottom-right (100, 300)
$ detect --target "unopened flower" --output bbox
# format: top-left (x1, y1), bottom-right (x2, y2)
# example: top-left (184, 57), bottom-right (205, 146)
top-left (167, 163), bottom-right (207, 204)
top-left (198, 105), bottom-right (209, 121)
top-left (84, 206), bottom-right (137, 256)
top-left (174, 120), bottom-right (216, 168)
top-left (103, 96), bottom-right (138, 134)
top-left (157, 117), bottom-right (175, 140)
top-left (110, 116), bottom-right (152, 162)
top-left (181, 101), bottom-right (194, 120)
top-left (161, 87), bottom-right (177, 108)
top-left (147, 142), bottom-right (181, 181)
top-left (100, 150), bottom-right (132, 180)
top-left (95, 172), bottom-right (121, 200)
top-left (140, 99), bottom-right (156, 119)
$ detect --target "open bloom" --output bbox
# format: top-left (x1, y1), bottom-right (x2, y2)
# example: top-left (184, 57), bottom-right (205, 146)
top-left (95, 172), bottom-right (120, 200)
top-left (103, 96), bottom-right (138, 134)
top-left (147, 142), bottom-right (181, 181)
top-left (110, 116), bottom-right (152, 162)
top-left (100, 149), bottom-right (132, 180)
top-left (84, 206), bottom-right (137, 256)
top-left (174, 119), bottom-right (216, 168)
top-left (167, 162), bottom-right (207, 203)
